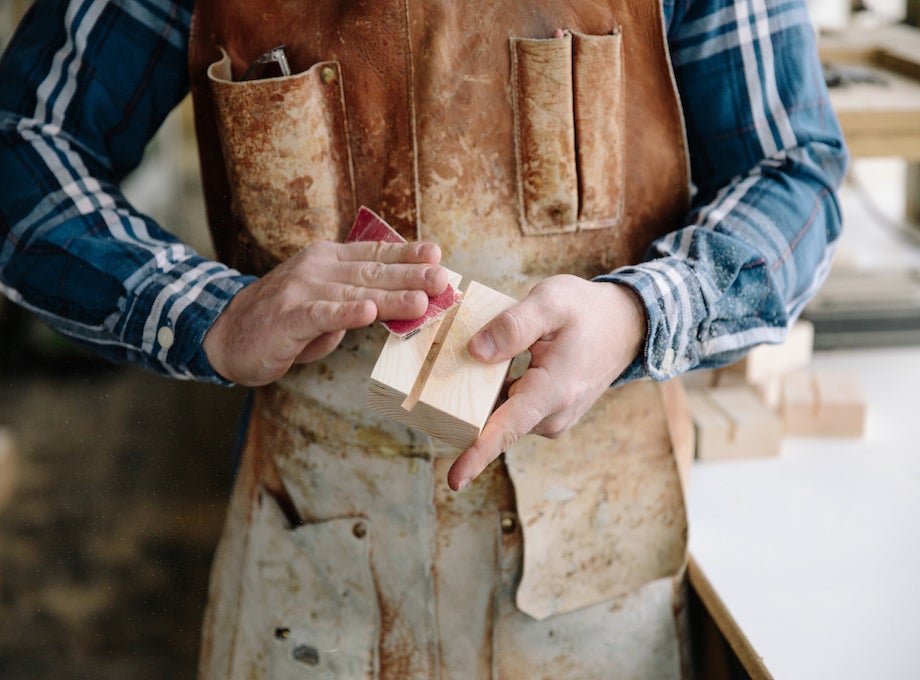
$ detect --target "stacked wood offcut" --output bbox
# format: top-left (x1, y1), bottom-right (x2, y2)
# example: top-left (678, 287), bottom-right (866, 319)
top-left (683, 320), bottom-right (867, 461)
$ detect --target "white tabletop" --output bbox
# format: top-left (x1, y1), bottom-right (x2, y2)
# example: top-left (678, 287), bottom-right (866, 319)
top-left (688, 346), bottom-right (920, 680)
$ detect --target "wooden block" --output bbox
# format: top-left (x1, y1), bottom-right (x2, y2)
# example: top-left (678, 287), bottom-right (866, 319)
top-left (367, 269), bottom-right (464, 421)
top-left (0, 428), bottom-right (17, 513)
top-left (687, 387), bottom-right (783, 461)
top-left (782, 369), bottom-right (867, 438)
top-left (725, 320), bottom-right (814, 384)
top-left (680, 368), bottom-right (719, 391)
top-left (369, 280), bottom-right (517, 449)
top-left (717, 370), bottom-right (783, 411)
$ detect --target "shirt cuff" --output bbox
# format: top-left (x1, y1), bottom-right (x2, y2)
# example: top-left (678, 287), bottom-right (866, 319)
top-left (115, 257), bottom-right (256, 384)
top-left (594, 258), bottom-right (706, 383)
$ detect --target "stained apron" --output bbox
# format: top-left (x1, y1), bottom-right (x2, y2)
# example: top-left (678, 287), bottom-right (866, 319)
top-left (188, 1), bottom-right (693, 677)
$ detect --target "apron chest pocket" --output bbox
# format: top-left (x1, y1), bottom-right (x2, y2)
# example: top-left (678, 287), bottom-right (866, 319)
top-left (511, 29), bottom-right (625, 236)
top-left (208, 49), bottom-right (357, 261)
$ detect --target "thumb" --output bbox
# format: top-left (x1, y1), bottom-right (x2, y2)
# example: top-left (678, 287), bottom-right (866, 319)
top-left (468, 297), bottom-right (551, 363)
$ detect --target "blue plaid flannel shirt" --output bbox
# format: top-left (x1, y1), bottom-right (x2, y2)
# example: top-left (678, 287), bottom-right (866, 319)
top-left (0, 0), bottom-right (847, 384)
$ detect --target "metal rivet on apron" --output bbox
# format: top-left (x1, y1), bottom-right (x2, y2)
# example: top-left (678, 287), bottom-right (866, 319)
top-left (293, 644), bottom-right (321, 666)
top-left (500, 513), bottom-right (517, 535)
top-left (352, 521), bottom-right (367, 539)
top-left (274, 627), bottom-right (291, 640)
top-left (320, 66), bottom-right (336, 84)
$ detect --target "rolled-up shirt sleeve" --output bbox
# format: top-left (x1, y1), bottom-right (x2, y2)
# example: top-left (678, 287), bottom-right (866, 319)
top-left (0, 0), bottom-right (254, 383)
top-left (601, 0), bottom-right (848, 383)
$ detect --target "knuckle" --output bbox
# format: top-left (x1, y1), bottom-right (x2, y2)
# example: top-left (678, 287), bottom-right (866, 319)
top-left (359, 261), bottom-right (386, 285)
top-left (493, 308), bottom-right (527, 345)
top-left (304, 240), bottom-right (333, 262)
top-left (539, 413), bottom-right (572, 439)
top-left (556, 383), bottom-right (580, 411)
top-left (370, 241), bottom-right (389, 262)
top-left (275, 282), bottom-right (304, 313)
top-left (341, 285), bottom-right (363, 302)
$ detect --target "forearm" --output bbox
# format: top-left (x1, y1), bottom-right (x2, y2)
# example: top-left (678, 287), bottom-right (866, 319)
top-left (0, 111), bottom-right (254, 380)
top-left (600, 138), bottom-right (845, 382)
top-left (0, 0), bottom-right (254, 382)
top-left (605, 0), bottom-right (849, 382)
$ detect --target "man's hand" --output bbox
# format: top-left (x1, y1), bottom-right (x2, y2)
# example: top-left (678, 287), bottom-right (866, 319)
top-left (204, 240), bottom-right (447, 386)
top-left (446, 275), bottom-right (647, 491)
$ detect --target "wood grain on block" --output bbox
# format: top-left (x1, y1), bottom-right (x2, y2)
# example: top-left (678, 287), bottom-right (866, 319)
top-left (687, 387), bottom-right (783, 461)
top-left (726, 320), bottom-right (814, 384)
top-left (367, 269), bottom-right (463, 420)
top-left (408, 281), bottom-right (517, 449)
top-left (345, 205), bottom-right (461, 338)
top-left (782, 369), bottom-right (867, 438)
top-left (0, 428), bottom-right (17, 512)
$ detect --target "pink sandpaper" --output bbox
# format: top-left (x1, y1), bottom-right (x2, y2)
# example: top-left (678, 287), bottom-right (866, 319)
top-left (346, 206), bottom-right (461, 338)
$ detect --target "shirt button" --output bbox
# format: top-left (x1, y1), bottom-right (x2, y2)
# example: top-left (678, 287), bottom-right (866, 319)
top-left (157, 326), bottom-right (174, 350)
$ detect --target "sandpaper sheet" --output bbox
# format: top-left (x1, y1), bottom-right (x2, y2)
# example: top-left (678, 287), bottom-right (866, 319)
top-left (345, 206), bottom-right (461, 338)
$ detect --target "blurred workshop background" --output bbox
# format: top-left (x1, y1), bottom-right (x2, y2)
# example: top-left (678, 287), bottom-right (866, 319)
top-left (1, 0), bottom-right (919, 678)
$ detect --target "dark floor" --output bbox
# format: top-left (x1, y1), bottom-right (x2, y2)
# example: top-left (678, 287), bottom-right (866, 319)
top-left (0, 305), bottom-right (248, 679)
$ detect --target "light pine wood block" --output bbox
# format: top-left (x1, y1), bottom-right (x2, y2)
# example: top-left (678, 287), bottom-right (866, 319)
top-left (687, 386), bottom-right (783, 461)
top-left (782, 369), bottom-right (867, 438)
top-left (725, 320), bottom-right (815, 384)
top-left (680, 368), bottom-right (719, 391)
top-left (367, 269), bottom-right (463, 421)
top-left (716, 370), bottom-right (784, 411)
top-left (408, 281), bottom-right (516, 449)
top-left (368, 279), bottom-right (517, 449)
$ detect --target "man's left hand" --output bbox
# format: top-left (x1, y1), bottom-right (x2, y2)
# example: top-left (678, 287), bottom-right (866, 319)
top-left (446, 275), bottom-right (647, 491)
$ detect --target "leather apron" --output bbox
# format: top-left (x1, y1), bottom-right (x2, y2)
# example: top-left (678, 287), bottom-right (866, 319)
top-left (189, 2), bottom-right (693, 678)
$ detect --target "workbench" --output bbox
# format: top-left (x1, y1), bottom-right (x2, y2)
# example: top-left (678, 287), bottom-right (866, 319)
top-left (821, 23), bottom-right (920, 159)
top-left (687, 346), bottom-right (920, 679)
top-left (820, 22), bottom-right (920, 224)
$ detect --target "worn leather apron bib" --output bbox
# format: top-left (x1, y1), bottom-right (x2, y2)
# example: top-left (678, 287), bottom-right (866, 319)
top-left (189, 2), bottom-right (693, 678)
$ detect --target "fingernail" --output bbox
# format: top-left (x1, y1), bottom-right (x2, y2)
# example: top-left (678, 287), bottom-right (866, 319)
top-left (456, 477), bottom-right (471, 492)
top-left (470, 331), bottom-right (496, 361)
top-left (424, 267), bottom-right (439, 285)
top-left (405, 290), bottom-right (426, 306)
top-left (418, 242), bottom-right (439, 261)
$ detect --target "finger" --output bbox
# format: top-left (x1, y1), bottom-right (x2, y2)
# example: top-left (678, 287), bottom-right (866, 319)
top-left (339, 240), bottom-right (442, 265)
top-left (303, 283), bottom-right (429, 321)
top-left (362, 289), bottom-right (430, 321)
top-left (284, 299), bottom-right (377, 342)
top-left (294, 330), bottom-right (347, 364)
top-left (468, 296), bottom-right (555, 364)
top-left (447, 369), bottom-right (554, 491)
top-left (332, 260), bottom-right (448, 296)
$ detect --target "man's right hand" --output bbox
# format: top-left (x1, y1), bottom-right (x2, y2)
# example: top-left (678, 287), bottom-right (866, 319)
top-left (203, 240), bottom-right (447, 386)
